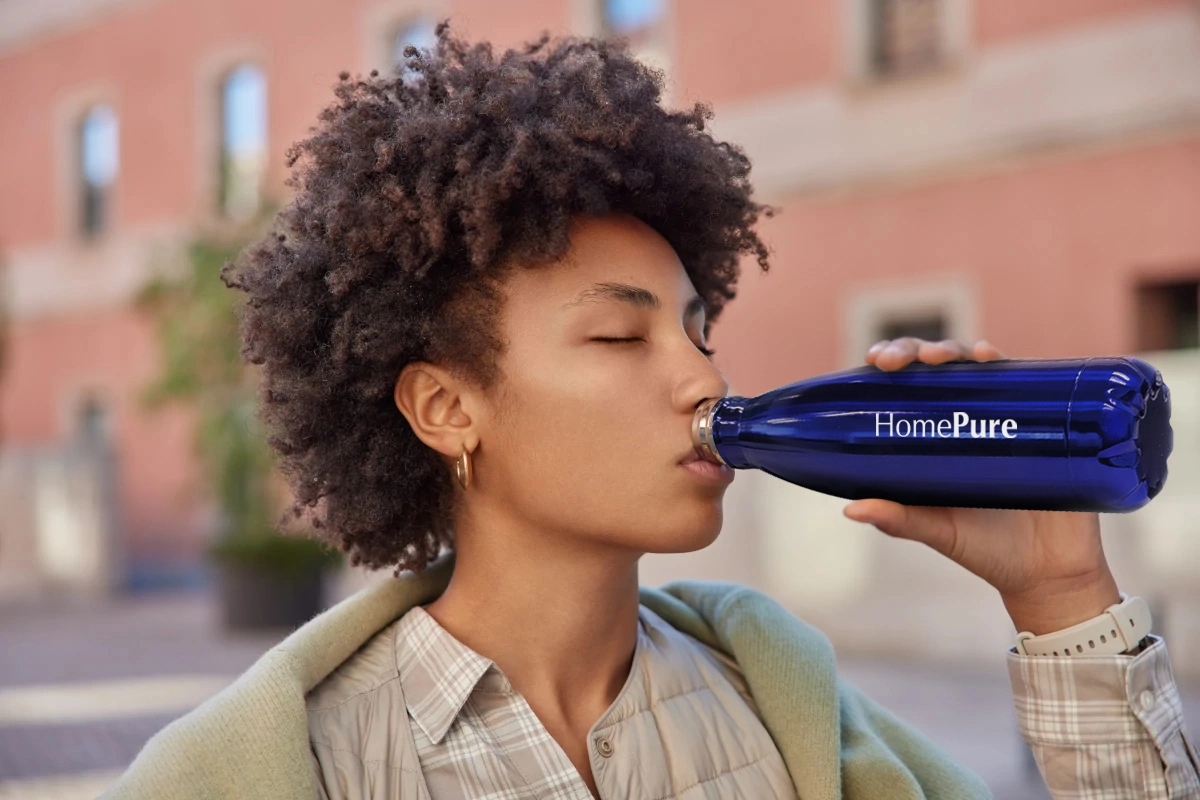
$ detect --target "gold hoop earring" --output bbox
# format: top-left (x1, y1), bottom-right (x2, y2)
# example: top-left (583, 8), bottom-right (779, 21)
top-left (455, 447), bottom-right (473, 490)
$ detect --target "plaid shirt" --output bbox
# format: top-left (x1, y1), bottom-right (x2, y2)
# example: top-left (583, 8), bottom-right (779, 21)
top-left (1007, 634), bottom-right (1200, 799)
top-left (392, 603), bottom-right (798, 799)
top-left (313, 605), bottom-right (1200, 799)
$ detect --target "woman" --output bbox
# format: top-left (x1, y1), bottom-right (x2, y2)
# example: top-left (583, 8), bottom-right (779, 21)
top-left (104, 20), bottom-right (1199, 800)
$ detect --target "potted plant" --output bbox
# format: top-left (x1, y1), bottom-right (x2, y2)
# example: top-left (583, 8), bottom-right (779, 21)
top-left (136, 211), bottom-right (343, 631)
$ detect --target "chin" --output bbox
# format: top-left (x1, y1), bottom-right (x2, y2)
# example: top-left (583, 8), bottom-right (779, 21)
top-left (644, 506), bottom-right (725, 555)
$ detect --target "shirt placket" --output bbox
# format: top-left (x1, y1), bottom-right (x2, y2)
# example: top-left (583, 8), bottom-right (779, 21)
top-left (478, 685), bottom-right (598, 800)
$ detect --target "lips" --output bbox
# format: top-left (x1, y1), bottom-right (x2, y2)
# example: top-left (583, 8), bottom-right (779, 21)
top-left (680, 456), bottom-right (735, 483)
top-left (680, 446), bottom-right (723, 466)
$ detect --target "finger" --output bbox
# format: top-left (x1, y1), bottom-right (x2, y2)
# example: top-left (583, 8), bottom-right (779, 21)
top-left (865, 339), bottom-right (890, 364)
top-left (873, 337), bottom-right (922, 371)
top-left (973, 339), bottom-right (1007, 361)
top-left (844, 499), bottom-right (964, 563)
top-left (916, 338), bottom-right (971, 365)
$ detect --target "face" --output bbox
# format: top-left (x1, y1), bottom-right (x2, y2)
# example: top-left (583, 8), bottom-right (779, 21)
top-left (468, 211), bottom-right (735, 556)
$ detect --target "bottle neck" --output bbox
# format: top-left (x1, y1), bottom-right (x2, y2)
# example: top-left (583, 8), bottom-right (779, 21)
top-left (692, 397), bottom-right (746, 467)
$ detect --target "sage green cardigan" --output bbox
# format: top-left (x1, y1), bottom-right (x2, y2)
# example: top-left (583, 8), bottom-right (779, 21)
top-left (101, 550), bottom-right (991, 799)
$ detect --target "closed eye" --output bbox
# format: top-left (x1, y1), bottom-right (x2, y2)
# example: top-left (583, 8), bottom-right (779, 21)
top-left (592, 337), bottom-right (717, 358)
top-left (591, 337), bottom-right (646, 353)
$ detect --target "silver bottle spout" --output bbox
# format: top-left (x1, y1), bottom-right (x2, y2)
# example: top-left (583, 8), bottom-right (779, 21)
top-left (691, 398), bottom-right (727, 466)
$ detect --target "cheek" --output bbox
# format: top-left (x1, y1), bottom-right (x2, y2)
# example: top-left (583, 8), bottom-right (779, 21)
top-left (505, 383), bottom-right (642, 492)
top-left (491, 374), bottom-right (649, 489)
top-left (516, 358), bottom-right (654, 457)
top-left (487, 381), bottom-right (723, 548)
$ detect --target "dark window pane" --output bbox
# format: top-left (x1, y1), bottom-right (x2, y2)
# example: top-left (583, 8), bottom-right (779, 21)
top-left (877, 314), bottom-right (947, 343)
top-left (871, 0), bottom-right (942, 77)
top-left (82, 182), bottom-right (105, 235)
top-left (77, 394), bottom-right (111, 447)
top-left (1136, 279), bottom-right (1200, 351)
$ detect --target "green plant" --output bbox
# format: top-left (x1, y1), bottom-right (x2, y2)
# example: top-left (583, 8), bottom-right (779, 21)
top-left (136, 207), bottom-right (342, 577)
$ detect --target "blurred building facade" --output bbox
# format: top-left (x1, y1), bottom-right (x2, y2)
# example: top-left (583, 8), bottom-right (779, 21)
top-left (2, 0), bottom-right (1198, 670)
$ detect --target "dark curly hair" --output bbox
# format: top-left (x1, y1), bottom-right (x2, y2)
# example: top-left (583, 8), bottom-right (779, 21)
top-left (220, 19), bottom-right (777, 576)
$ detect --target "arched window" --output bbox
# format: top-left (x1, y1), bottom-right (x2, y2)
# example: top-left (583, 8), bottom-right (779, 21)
top-left (78, 104), bottom-right (118, 237)
top-left (601, 0), bottom-right (664, 42)
top-left (218, 63), bottom-right (267, 221)
top-left (391, 17), bottom-right (437, 81)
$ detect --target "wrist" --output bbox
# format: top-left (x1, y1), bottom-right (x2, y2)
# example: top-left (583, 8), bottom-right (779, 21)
top-left (1002, 571), bottom-right (1121, 636)
top-left (1013, 592), bottom-right (1152, 656)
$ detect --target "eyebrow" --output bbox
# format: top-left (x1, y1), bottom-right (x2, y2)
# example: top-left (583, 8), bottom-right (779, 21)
top-left (561, 282), bottom-right (707, 320)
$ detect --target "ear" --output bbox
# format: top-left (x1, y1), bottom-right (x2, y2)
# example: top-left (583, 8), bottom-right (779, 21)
top-left (393, 362), bottom-right (479, 460)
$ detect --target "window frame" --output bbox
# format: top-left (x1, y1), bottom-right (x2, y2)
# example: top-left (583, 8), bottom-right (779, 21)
top-left (55, 84), bottom-right (121, 244)
top-left (194, 43), bottom-right (269, 227)
top-left (842, 275), bottom-right (978, 368)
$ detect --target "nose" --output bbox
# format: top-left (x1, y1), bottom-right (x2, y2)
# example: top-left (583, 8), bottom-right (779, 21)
top-left (672, 344), bottom-right (729, 416)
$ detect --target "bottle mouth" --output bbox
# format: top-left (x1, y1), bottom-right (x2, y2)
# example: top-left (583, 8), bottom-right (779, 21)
top-left (691, 398), bottom-right (727, 466)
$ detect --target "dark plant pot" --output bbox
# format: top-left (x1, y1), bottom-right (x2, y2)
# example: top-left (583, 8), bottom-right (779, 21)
top-left (215, 561), bottom-right (326, 632)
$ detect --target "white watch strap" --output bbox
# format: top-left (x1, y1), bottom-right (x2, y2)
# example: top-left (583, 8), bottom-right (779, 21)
top-left (1014, 592), bottom-right (1151, 657)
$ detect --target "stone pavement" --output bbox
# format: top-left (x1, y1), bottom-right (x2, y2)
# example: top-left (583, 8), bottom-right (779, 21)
top-left (1, 588), bottom-right (1196, 799)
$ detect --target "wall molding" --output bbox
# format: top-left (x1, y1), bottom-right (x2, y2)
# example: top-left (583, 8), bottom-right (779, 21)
top-left (0, 0), bottom-right (162, 58)
top-left (3, 219), bottom-right (190, 323)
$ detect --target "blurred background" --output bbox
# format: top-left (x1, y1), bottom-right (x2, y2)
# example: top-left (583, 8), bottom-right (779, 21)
top-left (1, 0), bottom-right (1199, 797)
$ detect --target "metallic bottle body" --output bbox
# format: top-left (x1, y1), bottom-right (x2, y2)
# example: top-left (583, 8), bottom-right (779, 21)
top-left (693, 357), bottom-right (1172, 512)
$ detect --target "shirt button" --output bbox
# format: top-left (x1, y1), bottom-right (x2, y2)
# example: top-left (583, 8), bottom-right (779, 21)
top-left (595, 735), bottom-right (614, 758)
top-left (1138, 690), bottom-right (1155, 712)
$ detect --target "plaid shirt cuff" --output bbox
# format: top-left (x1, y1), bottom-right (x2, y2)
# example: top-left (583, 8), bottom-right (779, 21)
top-left (1007, 634), bottom-right (1200, 799)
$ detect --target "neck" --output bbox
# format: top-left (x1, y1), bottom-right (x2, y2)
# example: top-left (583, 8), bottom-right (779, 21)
top-left (420, 504), bottom-right (642, 731)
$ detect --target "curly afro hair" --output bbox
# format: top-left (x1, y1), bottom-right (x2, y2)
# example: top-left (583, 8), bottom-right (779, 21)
top-left (220, 19), bottom-right (777, 576)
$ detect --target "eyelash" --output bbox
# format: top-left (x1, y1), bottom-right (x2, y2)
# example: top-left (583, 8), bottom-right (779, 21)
top-left (593, 337), bottom-right (717, 358)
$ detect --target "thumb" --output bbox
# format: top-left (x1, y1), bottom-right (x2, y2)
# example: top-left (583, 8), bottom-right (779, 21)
top-left (844, 499), bottom-right (962, 562)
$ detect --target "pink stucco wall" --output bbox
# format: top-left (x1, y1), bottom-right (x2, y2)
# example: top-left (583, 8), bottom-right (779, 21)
top-left (717, 137), bottom-right (1200, 396)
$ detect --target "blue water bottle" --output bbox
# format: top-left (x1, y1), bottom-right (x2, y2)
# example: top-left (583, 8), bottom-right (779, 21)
top-left (691, 357), bottom-right (1172, 512)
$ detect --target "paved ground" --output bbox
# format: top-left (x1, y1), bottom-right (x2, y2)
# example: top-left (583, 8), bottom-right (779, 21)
top-left (1, 589), bottom-right (1196, 799)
